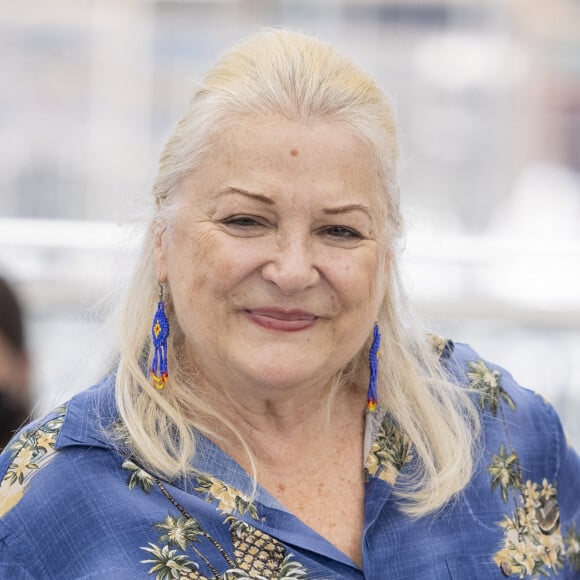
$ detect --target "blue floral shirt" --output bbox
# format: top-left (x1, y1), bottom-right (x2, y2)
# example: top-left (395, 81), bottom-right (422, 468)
top-left (0, 340), bottom-right (579, 579)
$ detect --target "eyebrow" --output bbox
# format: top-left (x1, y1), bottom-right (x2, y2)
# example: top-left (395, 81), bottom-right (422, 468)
top-left (323, 204), bottom-right (372, 219)
top-left (216, 187), bottom-right (274, 205)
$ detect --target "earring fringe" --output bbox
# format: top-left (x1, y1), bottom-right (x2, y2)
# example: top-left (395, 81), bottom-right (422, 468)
top-left (151, 284), bottom-right (170, 389)
top-left (367, 323), bottom-right (381, 411)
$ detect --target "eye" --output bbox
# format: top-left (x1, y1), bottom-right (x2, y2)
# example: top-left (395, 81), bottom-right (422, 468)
top-left (222, 215), bottom-right (264, 228)
top-left (321, 225), bottom-right (362, 240)
top-left (220, 215), bottom-right (271, 236)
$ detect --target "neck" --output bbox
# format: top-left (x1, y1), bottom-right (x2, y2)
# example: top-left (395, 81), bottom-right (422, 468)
top-left (199, 377), bottom-right (365, 473)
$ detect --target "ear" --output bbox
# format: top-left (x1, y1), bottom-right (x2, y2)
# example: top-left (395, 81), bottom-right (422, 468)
top-left (153, 221), bottom-right (169, 283)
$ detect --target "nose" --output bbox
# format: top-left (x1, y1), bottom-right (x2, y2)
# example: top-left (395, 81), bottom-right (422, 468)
top-left (261, 234), bottom-right (320, 294)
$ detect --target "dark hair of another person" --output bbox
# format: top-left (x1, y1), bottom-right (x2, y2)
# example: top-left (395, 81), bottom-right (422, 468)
top-left (0, 277), bottom-right (29, 449)
top-left (0, 277), bottom-right (26, 354)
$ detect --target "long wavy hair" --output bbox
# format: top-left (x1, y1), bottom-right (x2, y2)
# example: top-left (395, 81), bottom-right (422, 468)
top-left (113, 28), bottom-right (479, 517)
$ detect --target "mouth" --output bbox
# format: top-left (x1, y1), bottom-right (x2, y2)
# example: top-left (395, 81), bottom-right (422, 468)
top-left (244, 308), bottom-right (318, 332)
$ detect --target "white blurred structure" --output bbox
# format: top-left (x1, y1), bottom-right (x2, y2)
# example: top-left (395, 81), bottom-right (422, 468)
top-left (0, 216), bottom-right (578, 445)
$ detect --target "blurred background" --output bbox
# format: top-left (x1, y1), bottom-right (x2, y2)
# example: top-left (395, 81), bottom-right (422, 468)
top-left (0, 0), bottom-right (578, 445)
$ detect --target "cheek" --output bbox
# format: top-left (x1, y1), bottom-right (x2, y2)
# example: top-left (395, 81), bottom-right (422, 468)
top-left (333, 251), bottom-right (384, 309)
top-left (169, 227), bottom-right (256, 302)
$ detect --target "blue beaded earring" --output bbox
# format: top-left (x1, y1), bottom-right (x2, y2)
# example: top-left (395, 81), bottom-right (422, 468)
top-left (367, 323), bottom-right (381, 411)
top-left (151, 282), bottom-right (170, 390)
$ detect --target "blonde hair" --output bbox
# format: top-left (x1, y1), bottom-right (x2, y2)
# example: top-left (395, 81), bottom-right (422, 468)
top-left (114, 28), bottom-right (479, 517)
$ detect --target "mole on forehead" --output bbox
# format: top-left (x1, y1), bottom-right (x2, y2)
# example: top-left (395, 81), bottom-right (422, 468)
top-left (290, 148), bottom-right (299, 157)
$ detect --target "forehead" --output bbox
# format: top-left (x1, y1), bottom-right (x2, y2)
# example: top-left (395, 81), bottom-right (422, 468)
top-left (185, 115), bottom-right (386, 210)
top-left (217, 115), bottom-right (375, 170)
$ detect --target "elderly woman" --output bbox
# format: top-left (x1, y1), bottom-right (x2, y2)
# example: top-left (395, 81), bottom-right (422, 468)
top-left (0, 30), bottom-right (578, 580)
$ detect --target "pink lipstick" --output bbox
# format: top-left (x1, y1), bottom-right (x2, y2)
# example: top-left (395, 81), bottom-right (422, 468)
top-left (245, 308), bottom-right (318, 332)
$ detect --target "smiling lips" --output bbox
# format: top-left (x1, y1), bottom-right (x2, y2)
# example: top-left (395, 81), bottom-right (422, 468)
top-left (245, 308), bottom-right (318, 331)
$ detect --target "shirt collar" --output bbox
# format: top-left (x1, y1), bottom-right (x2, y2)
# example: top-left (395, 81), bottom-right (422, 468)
top-left (54, 373), bottom-right (120, 452)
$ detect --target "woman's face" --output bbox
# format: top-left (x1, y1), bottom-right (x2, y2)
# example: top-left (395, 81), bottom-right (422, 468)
top-left (155, 115), bottom-right (390, 398)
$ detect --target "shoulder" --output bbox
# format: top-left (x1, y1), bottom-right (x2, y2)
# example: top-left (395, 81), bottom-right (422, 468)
top-left (442, 341), bottom-right (580, 577)
top-left (431, 338), bottom-right (565, 460)
top-left (0, 374), bottom-right (113, 494)
top-left (0, 375), bottom-right (137, 576)
top-left (434, 339), bottom-right (575, 505)
top-left (0, 372), bottom-right (120, 510)
top-left (0, 404), bottom-right (68, 523)
top-left (444, 341), bottom-right (574, 474)
top-left (445, 341), bottom-right (562, 432)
